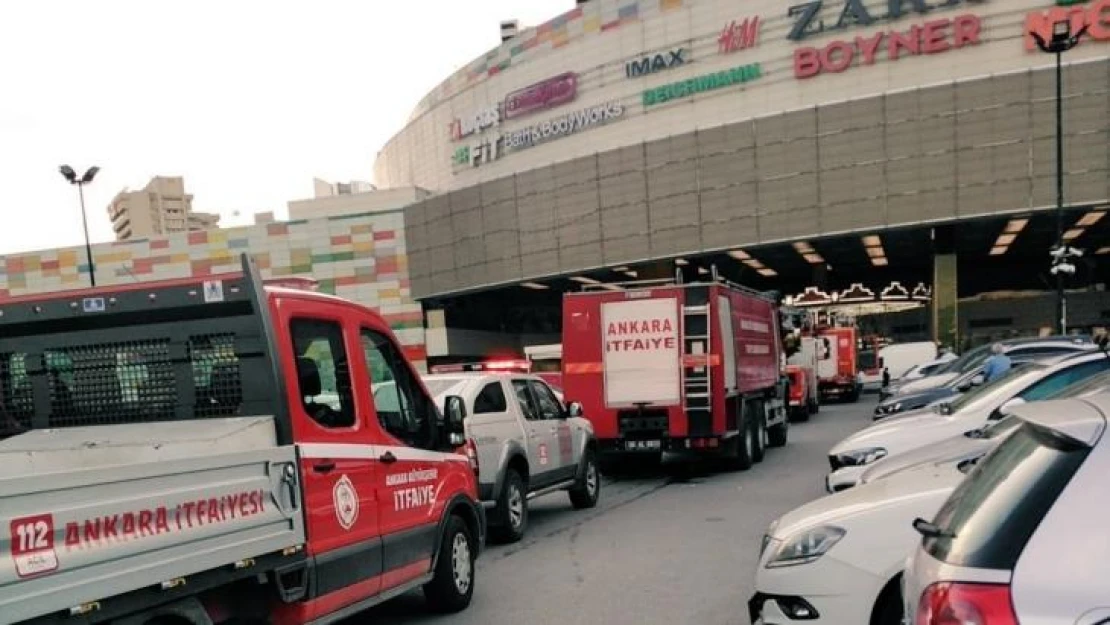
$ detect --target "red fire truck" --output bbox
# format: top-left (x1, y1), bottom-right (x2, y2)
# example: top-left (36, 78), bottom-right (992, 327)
top-left (816, 326), bottom-right (862, 402)
top-left (561, 278), bottom-right (789, 471)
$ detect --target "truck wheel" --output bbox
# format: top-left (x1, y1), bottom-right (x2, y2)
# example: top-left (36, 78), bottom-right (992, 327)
top-left (751, 402), bottom-right (766, 463)
top-left (809, 397), bottom-right (819, 415)
top-left (768, 417), bottom-right (789, 448)
top-left (723, 404), bottom-right (756, 471)
top-left (791, 404), bottom-right (810, 423)
top-left (491, 469), bottom-right (527, 544)
top-left (569, 449), bottom-right (600, 509)
top-left (423, 514), bottom-right (475, 613)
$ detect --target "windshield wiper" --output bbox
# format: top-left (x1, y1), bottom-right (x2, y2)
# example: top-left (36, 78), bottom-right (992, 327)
top-left (913, 517), bottom-right (957, 539)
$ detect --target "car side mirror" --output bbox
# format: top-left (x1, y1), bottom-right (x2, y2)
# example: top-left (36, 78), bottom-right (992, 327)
top-left (971, 373), bottom-right (985, 387)
top-left (567, 401), bottom-right (584, 418)
top-left (998, 397), bottom-right (1026, 416)
top-left (444, 395), bottom-right (467, 434)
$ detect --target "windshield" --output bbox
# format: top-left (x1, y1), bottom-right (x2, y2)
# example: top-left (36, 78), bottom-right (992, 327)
top-left (925, 422), bottom-right (1090, 569)
top-left (858, 349), bottom-right (877, 370)
top-left (421, 378), bottom-right (469, 399)
top-left (942, 363), bottom-right (1040, 414)
top-left (946, 343), bottom-right (992, 375)
top-left (1047, 367), bottom-right (1110, 399)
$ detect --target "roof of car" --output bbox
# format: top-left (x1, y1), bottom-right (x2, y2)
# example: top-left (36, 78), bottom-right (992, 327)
top-left (1008, 393), bottom-right (1110, 447)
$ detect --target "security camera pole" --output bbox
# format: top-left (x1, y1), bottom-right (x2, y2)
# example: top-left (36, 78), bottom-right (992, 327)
top-left (1031, 20), bottom-right (1088, 334)
top-left (58, 165), bottom-right (100, 287)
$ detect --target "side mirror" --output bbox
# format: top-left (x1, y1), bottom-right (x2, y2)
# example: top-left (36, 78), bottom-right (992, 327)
top-left (971, 373), bottom-right (985, 387)
top-left (567, 401), bottom-right (584, 418)
top-left (999, 397), bottom-right (1026, 416)
top-left (443, 395), bottom-right (467, 434)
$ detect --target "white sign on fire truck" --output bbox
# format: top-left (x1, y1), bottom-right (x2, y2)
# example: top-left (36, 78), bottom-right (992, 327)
top-left (601, 298), bottom-right (681, 407)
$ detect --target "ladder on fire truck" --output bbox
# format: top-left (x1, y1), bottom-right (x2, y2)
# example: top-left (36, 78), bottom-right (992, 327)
top-left (681, 301), bottom-right (712, 420)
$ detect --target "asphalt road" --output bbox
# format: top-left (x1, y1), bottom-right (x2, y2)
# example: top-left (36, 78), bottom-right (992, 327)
top-left (361, 400), bottom-right (874, 625)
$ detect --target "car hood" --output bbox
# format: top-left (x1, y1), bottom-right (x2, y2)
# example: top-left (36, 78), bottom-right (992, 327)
top-left (859, 433), bottom-right (997, 483)
top-left (772, 465), bottom-right (964, 539)
top-left (880, 387), bottom-right (958, 410)
top-left (893, 372), bottom-right (959, 396)
top-left (830, 410), bottom-right (984, 457)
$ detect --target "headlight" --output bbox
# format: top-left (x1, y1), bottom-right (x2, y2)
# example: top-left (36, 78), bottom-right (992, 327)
top-left (889, 403), bottom-right (902, 413)
top-left (760, 520), bottom-right (780, 559)
top-left (765, 525), bottom-right (846, 568)
top-left (835, 447), bottom-right (887, 467)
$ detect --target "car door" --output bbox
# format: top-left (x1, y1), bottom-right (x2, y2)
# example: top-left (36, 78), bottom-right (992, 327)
top-left (528, 379), bottom-right (577, 482)
top-left (510, 378), bottom-right (560, 486)
top-left (469, 378), bottom-right (518, 498)
top-left (279, 310), bottom-right (382, 616)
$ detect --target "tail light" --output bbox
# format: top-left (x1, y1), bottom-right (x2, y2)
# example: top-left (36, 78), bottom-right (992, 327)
top-left (916, 582), bottom-right (1017, 625)
top-left (465, 438), bottom-right (479, 477)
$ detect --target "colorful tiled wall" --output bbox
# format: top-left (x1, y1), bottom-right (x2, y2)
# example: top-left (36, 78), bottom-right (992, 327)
top-left (417, 0), bottom-right (684, 114)
top-left (0, 209), bottom-right (427, 370)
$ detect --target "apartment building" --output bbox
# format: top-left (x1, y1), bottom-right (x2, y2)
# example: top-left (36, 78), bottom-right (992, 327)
top-left (107, 176), bottom-right (220, 241)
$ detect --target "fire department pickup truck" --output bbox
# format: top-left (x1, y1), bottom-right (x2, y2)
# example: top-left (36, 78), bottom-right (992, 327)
top-left (0, 256), bottom-right (485, 625)
top-left (421, 372), bottom-right (599, 543)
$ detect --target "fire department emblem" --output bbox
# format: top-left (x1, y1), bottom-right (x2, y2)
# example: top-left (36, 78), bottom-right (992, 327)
top-left (333, 475), bottom-right (359, 530)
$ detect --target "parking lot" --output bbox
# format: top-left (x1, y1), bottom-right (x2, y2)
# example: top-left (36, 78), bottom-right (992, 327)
top-left (359, 401), bottom-right (872, 625)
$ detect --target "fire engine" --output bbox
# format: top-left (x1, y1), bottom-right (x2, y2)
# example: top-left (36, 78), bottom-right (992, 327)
top-left (816, 325), bottom-right (863, 402)
top-left (561, 275), bottom-right (789, 471)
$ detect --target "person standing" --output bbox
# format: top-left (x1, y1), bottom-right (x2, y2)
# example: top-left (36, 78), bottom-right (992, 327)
top-left (981, 343), bottom-right (1012, 383)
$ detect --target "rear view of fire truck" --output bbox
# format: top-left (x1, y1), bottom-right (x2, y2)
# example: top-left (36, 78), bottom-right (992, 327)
top-left (562, 275), bottom-right (789, 471)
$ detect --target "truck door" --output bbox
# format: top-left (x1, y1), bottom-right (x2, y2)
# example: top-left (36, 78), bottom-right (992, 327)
top-left (284, 316), bottom-right (382, 613)
top-left (359, 328), bottom-right (448, 590)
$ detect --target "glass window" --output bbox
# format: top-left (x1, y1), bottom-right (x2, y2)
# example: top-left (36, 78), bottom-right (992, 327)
top-left (1019, 359), bottom-right (1110, 402)
top-left (1048, 369), bottom-right (1110, 399)
top-left (944, 363), bottom-right (1039, 413)
top-left (511, 379), bottom-right (540, 421)
top-left (529, 380), bottom-right (564, 420)
top-left (290, 319), bottom-right (355, 428)
top-left (361, 329), bottom-right (433, 448)
top-left (474, 382), bottom-right (507, 414)
top-left (925, 422), bottom-right (1090, 570)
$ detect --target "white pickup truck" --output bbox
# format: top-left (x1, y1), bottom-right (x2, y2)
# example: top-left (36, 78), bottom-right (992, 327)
top-left (419, 373), bottom-right (600, 543)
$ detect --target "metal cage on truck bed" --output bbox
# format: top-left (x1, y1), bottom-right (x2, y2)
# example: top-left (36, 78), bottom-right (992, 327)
top-left (0, 256), bottom-right (291, 444)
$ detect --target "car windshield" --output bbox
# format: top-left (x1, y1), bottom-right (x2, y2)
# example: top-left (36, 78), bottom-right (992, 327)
top-left (940, 344), bottom-right (991, 375)
top-left (1047, 367), bottom-right (1110, 399)
top-left (422, 377), bottom-right (469, 399)
top-left (941, 363), bottom-right (1041, 414)
top-left (924, 421), bottom-right (1090, 570)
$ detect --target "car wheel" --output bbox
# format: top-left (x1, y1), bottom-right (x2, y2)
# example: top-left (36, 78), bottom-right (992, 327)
top-left (491, 469), bottom-right (527, 543)
top-left (569, 449), bottom-right (600, 509)
top-left (423, 514), bottom-right (475, 613)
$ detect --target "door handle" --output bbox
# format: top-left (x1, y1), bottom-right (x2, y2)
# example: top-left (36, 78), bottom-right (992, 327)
top-left (379, 451), bottom-right (397, 464)
top-left (313, 461), bottom-right (336, 474)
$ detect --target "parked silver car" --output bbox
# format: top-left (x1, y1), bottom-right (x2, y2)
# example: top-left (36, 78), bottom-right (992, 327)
top-left (903, 392), bottom-right (1110, 624)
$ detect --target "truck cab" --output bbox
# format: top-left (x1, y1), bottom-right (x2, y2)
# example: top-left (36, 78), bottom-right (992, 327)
top-left (0, 256), bottom-right (485, 625)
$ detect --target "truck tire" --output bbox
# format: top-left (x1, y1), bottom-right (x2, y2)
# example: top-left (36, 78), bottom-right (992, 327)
top-left (791, 404), bottom-right (810, 423)
top-left (723, 404), bottom-right (756, 471)
top-left (751, 401), bottom-right (766, 463)
top-left (491, 469), bottom-right (527, 543)
top-left (568, 449), bottom-right (600, 509)
top-left (423, 514), bottom-right (476, 613)
top-left (809, 397), bottom-right (820, 415)
top-left (768, 416), bottom-right (789, 448)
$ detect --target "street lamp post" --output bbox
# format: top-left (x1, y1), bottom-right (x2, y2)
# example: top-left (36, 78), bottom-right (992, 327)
top-left (1031, 19), bottom-right (1087, 335)
top-left (58, 165), bottom-right (100, 287)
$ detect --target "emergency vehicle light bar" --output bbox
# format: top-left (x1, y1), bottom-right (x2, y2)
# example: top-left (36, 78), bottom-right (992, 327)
top-left (429, 359), bottom-right (531, 374)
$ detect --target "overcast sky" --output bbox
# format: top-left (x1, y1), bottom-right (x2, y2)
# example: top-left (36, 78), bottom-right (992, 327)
top-left (0, 0), bottom-right (568, 256)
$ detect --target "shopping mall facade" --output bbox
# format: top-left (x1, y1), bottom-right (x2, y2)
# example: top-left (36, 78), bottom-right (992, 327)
top-left (376, 0), bottom-right (1110, 356)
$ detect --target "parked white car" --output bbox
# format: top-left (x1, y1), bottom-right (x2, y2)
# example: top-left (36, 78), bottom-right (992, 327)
top-left (826, 351), bottom-right (1110, 492)
top-left (903, 393), bottom-right (1110, 624)
top-left (422, 373), bottom-right (599, 543)
top-left (750, 462), bottom-right (967, 625)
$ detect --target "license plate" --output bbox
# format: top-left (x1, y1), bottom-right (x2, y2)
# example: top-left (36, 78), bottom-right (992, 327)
top-left (625, 440), bottom-right (661, 451)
